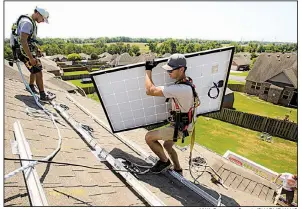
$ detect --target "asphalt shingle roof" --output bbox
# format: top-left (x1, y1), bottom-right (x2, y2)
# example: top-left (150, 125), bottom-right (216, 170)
top-left (4, 59), bottom-right (278, 206)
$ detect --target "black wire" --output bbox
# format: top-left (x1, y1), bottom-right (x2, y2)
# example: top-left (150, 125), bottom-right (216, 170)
top-left (81, 124), bottom-right (94, 133)
top-left (208, 82), bottom-right (220, 99)
top-left (4, 157), bottom-right (152, 174)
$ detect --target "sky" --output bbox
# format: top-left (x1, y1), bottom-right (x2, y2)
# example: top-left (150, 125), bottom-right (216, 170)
top-left (4, 1), bottom-right (298, 42)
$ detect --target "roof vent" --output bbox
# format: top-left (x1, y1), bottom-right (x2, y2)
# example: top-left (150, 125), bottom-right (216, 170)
top-left (287, 55), bottom-right (290, 58)
top-left (278, 59), bottom-right (281, 61)
top-left (268, 54), bottom-right (270, 57)
top-left (277, 55), bottom-right (280, 57)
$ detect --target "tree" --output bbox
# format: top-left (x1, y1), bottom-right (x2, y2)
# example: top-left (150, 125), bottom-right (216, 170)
top-left (4, 44), bottom-right (13, 60)
top-left (250, 58), bottom-right (257, 70)
top-left (146, 41), bottom-right (157, 52)
top-left (67, 53), bottom-right (81, 61)
top-left (130, 45), bottom-right (140, 56)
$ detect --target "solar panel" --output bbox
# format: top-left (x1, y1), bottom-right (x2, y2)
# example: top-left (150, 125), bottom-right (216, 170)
top-left (90, 47), bottom-right (234, 133)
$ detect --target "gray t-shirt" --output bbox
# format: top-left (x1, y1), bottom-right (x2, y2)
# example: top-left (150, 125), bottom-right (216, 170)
top-left (17, 17), bottom-right (36, 37)
top-left (160, 83), bottom-right (196, 130)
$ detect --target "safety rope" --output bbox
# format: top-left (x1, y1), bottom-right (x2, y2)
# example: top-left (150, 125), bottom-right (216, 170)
top-left (4, 60), bottom-right (62, 179)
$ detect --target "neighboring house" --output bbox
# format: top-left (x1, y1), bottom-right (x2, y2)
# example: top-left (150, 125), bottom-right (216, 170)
top-left (132, 53), bottom-right (157, 64)
top-left (79, 53), bottom-right (91, 60)
top-left (49, 54), bottom-right (67, 62)
top-left (98, 52), bottom-right (113, 63)
top-left (245, 53), bottom-right (297, 107)
top-left (40, 57), bottom-right (61, 76)
top-left (222, 88), bottom-right (234, 109)
top-left (110, 53), bottom-right (133, 67)
top-left (231, 53), bottom-right (251, 71)
top-left (162, 53), bottom-right (171, 58)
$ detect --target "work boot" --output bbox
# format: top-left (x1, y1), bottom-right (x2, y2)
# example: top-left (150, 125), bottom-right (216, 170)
top-left (40, 91), bottom-right (56, 102)
top-left (173, 168), bottom-right (183, 175)
top-left (150, 159), bottom-right (172, 174)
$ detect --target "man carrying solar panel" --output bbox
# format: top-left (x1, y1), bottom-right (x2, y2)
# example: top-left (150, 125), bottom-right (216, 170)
top-left (145, 54), bottom-right (199, 174)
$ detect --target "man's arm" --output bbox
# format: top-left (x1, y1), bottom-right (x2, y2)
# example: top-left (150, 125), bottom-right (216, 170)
top-left (145, 70), bottom-right (164, 96)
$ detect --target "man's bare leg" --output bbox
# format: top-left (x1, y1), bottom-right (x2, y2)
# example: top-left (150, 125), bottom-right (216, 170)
top-left (35, 71), bottom-right (44, 92)
top-left (145, 131), bottom-right (169, 162)
top-left (29, 73), bottom-right (36, 85)
top-left (163, 141), bottom-right (181, 170)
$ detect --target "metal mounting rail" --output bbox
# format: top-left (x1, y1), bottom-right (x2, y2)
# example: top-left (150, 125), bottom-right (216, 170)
top-left (13, 121), bottom-right (49, 206)
top-left (66, 94), bottom-right (223, 206)
top-left (51, 100), bottom-right (165, 206)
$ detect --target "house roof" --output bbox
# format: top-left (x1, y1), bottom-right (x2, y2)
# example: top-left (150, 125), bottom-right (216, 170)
top-left (246, 53), bottom-right (297, 87)
top-left (48, 54), bottom-right (67, 61)
top-left (40, 57), bottom-right (61, 72)
top-left (4, 58), bottom-right (278, 207)
top-left (132, 53), bottom-right (157, 64)
top-left (79, 53), bottom-right (91, 60)
top-left (232, 53), bottom-right (250, 66)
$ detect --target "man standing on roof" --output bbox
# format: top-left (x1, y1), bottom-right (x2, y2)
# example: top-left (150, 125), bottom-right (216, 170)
top-left (274, 173), bottom-right (297, 206)
top-left (144, 54), bottom-right (198, 174)
top-left (10, 7), bottom-right (55, 101)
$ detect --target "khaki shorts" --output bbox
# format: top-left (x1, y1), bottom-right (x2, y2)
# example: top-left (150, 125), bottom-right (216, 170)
top-left (150, 125), bottom-right (192, 141)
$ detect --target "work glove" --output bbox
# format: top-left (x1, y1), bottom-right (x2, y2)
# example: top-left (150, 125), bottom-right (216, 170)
top-left (145, 60), bottom-right (158, 71)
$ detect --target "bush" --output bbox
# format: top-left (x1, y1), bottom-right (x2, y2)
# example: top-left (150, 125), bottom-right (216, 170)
top-left (67, 53), bottom-right (81, 61)
top-left (90, 53), bottom-right (98, 60)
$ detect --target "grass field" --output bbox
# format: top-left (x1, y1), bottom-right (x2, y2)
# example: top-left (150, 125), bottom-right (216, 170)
top-left (177, 116), bottom-right (297, 174)
top-left (68, 79), bottom-right (94, 88)
top-left (87, 93), bottom-right (100, 102)
top-left (64, 71), bottom-right (89, 76)
top-left (230, 71), bottom-right (250, 77)
top-left (106, 42), bottom-right (149, 53)
top-left (228, 80), bottom-right (246, 85)
top-left (233, 92), bottom-right (297, 122)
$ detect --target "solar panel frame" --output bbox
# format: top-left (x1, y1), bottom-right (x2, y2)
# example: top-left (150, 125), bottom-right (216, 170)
top-left (90, 46), bottom-right (235, 133)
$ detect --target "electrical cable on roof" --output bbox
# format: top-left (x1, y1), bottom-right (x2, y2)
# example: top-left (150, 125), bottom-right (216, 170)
top-left (4, 60), bottom-right (63, 180)
top-left (4, 158), bottom-right (155, 174)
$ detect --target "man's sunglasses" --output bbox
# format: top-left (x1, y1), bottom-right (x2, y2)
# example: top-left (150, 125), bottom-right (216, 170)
top-left (166, 67), bottom-right (180, 73)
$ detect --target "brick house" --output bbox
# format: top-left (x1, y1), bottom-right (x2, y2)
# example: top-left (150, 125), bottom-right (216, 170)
top-left (245, 53), bottom-right (297, 107)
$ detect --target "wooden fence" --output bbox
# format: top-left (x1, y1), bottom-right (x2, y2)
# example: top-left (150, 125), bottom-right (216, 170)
top-left (205, 108), bottom-right (297, 142)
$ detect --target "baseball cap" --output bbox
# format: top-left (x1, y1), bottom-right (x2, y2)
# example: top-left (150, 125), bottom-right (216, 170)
top-left (162, 53), bottom-right (187, 71)
top-left (36, 7), bottom-right (49, 23)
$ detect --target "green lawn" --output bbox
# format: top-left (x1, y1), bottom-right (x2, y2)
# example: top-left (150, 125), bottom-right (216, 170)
top-left (67, 79), bottom-right (94, 88)
top-left (228, 80), bottom-right (246, 85)
top-left (177, 116), bottom-right (297, 174)
top-left (233, 92), bottom-right (297, 122)
top-left (87, 93), bottom-right (100, 102)
top-left (64, 71), bottom-right (89, 76)
top-left (230, 71), bottom-right (250, 77)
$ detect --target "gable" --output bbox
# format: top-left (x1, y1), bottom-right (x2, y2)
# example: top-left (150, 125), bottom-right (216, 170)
top-left (268, 72), bottom-right (292, 85)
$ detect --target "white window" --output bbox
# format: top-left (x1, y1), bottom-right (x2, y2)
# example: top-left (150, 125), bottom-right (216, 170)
top-left (251, 82), bottom-right (261, 90)
top-left (282, 90), bottom-right (290, 100)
